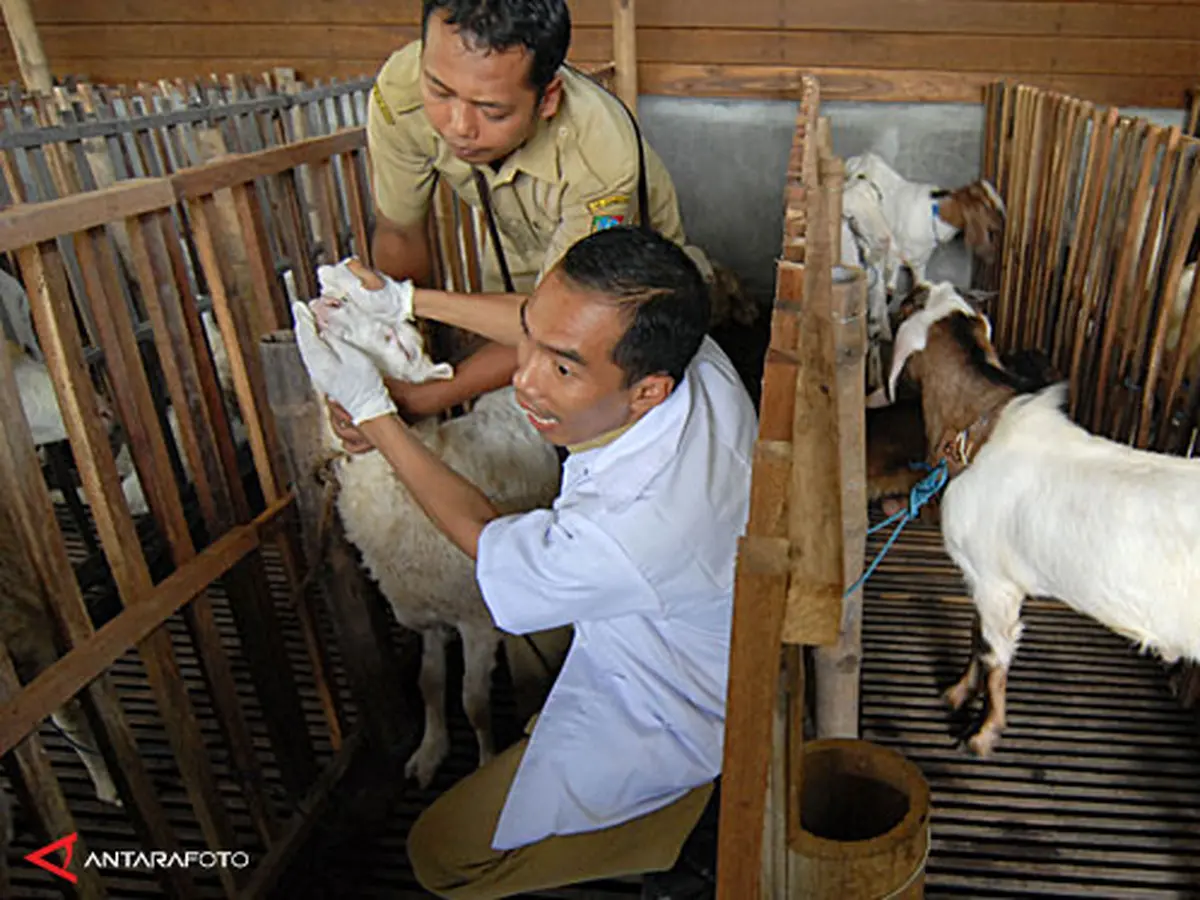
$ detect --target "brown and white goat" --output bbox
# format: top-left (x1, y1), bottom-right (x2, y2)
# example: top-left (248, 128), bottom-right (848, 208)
top-left (887, 282), bottom-right (1200, 757)
top-left (842, 152), bottom-right (1005, 296)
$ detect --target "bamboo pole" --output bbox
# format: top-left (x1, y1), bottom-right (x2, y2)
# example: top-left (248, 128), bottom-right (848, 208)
top-left (612, 0), bottom-right (638, 116)
top-left (0, 0), bottom-right (51, 94)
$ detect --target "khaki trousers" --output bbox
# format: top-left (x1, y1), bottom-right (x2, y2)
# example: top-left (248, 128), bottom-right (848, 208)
top-left (407, 737), bottom-right (714, 899)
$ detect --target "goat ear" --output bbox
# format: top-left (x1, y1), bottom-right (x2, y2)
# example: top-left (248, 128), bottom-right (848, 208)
top-left (887, 315), bottom-right (931, 401)
top-left (963, 205), bottom-right (1000, 263)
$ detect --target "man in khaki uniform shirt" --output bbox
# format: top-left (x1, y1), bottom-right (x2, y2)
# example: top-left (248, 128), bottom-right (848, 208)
top-left (364, 0), bottom-right (691, 421)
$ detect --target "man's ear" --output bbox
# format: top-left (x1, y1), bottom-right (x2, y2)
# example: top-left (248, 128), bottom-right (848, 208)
top-left (629, 373), bottom-right (674, 417)
top-left (537, 74), bottom-right (564, 120)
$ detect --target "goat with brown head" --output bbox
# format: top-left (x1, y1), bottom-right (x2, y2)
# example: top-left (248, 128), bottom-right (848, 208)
top-left (931, 180), bottom-right (1006, 267)
top-left (887, 283), bottom-right (1035, 477)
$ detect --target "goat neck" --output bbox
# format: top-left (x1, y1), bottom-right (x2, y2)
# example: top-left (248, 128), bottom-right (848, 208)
top-left (911, 326), bottom-right (1015, 477)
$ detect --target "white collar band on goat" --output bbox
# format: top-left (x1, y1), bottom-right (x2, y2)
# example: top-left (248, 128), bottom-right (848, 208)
top-left (886, 282), bottom-right (985, 402)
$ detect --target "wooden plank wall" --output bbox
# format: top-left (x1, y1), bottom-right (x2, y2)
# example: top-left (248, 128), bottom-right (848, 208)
top-left (0, 0), bottom-right (1198, 108)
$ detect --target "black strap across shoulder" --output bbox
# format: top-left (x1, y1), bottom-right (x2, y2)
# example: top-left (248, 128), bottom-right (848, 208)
top-left (475, 66), bottom-right (653, 292)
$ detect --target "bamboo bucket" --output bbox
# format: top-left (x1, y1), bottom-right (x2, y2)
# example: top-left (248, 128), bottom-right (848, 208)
top-left (793, 739), bottom-right (931, 899)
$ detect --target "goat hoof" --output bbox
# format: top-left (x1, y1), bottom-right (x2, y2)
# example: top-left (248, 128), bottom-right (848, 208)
top-left (405, 736), bottom-right (449, 790)
top-left (966, 728), bottom-right (1000, 758)
top-left (95, 784), bottom-right (123, 807)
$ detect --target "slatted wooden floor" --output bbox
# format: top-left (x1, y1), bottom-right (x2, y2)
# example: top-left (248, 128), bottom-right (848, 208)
top-left (3, 506), bottom-right (351, 898)
top-left (861, 519), bottom-right (1200, 898)
top-left (9, 501), bottom-right (1199, 897)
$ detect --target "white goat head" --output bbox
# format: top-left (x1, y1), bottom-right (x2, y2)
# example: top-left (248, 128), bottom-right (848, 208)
top-left (308, 260), bottom-right (453, 385)
top-left (887, 282), bottom-right (993, 402)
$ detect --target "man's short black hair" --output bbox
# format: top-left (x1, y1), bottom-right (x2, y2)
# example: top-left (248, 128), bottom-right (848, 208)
top-left (559, 227), bottom-right (711, 388)
top-left (421, 0), bottom-right (571, 96)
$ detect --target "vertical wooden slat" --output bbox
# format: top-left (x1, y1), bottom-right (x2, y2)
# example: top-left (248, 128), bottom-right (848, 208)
top-left (1075, 117), bottom-right (1136, 423)
top-left (1061, 109), bottom-right (1117, 391)
top-left (339, 150), bottom-right (370, 264)
top-left (1115, 128), bottom-right (1183, 443)
top-left (309, 159), bottom-right (342, 266)
top-left (1153, 183), bottom-right (1200, 452)
top-left (1089, 124), bottom-right (1160, 434)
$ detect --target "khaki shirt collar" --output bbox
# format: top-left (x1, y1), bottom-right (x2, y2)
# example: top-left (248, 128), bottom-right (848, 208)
top-left (484, 114), bottom-right (562, 187)
top-left (566, 420), bottom-right (636, 455)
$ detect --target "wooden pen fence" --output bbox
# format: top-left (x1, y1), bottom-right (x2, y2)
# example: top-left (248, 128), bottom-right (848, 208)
top-left (0, 127), bottom-right (395, 899)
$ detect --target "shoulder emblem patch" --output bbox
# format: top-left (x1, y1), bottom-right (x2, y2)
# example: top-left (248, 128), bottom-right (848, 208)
top-left (591, 214), bottom-right (626, 233)
top-left (372, 83), bottom-right (396, 126)
top-left (586, 194), bottom-right (629, 216)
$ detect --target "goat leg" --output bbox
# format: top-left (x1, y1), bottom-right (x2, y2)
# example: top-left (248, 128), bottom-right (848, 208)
top-left (405, 627), bottom-right (450, 789)
top-left (53, 698), bottom-right (121, 805)
top-left (944, 615), bottom-right (984, 711)
top-left (967, 664), bottom-right (1009, 758)
top-left (966, 589), bottom-right (1023, 757)
top-left (458, 622), bottom-right (499, 771)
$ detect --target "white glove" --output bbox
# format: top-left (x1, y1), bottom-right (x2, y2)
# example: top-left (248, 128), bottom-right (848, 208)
top-left (317, 260), bottom-right (415, 325)
top-left (293, 302), bottom-right (397, 425)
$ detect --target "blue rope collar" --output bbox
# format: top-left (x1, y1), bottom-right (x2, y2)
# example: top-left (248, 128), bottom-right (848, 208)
top-left (844, 458), bottom-right (949, 598)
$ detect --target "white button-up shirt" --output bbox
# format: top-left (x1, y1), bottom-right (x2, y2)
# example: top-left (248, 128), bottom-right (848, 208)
top-left (476, 336), bottom-right (757, 850)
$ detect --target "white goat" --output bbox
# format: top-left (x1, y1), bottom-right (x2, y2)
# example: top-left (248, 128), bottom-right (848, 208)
top-left (843, 152), bottom-right (1006, 297)
top-left (887, 283), bottom-right (1200, 758)
top-left (305, 263), bottom-right (561, 788)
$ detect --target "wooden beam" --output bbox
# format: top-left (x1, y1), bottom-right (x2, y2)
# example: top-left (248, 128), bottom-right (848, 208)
top-left (170, 128), bottom-right (365, 201)
top-left (781, 79), bottom-right (844, 647)
top-left (0, 178), bottom-right (176, 253)
top-left (0, 0), bottom-right (51, 93)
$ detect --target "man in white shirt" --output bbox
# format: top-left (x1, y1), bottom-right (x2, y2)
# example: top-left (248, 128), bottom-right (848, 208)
top-left (294, 226), bottom-right (756, 898)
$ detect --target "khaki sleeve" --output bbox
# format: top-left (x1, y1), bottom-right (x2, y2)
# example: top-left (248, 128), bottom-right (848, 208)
top-left (366, 87), bottom-right (437, 228)
top-left (538, 172), bottom-right (638, 283)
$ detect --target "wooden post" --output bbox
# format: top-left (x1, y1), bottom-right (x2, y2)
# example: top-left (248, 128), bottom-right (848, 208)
top-left (813, 266), bottom-right (867, 739)
top-left (612, 0), bottom-right (638, 116)
top-left (258, 331), bottom-right (411, 755)
top-left (781, 160), bottom-right (844, 644)
top-left (0, 0), bottom-right (51, 94)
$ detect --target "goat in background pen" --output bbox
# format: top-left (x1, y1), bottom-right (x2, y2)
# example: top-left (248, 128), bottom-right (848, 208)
top-left (883, 283), bottom-right (1200, 757)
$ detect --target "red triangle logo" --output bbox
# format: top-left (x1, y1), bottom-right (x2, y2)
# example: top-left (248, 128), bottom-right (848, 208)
top-left (25, 832), bottom-right (79, 884)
